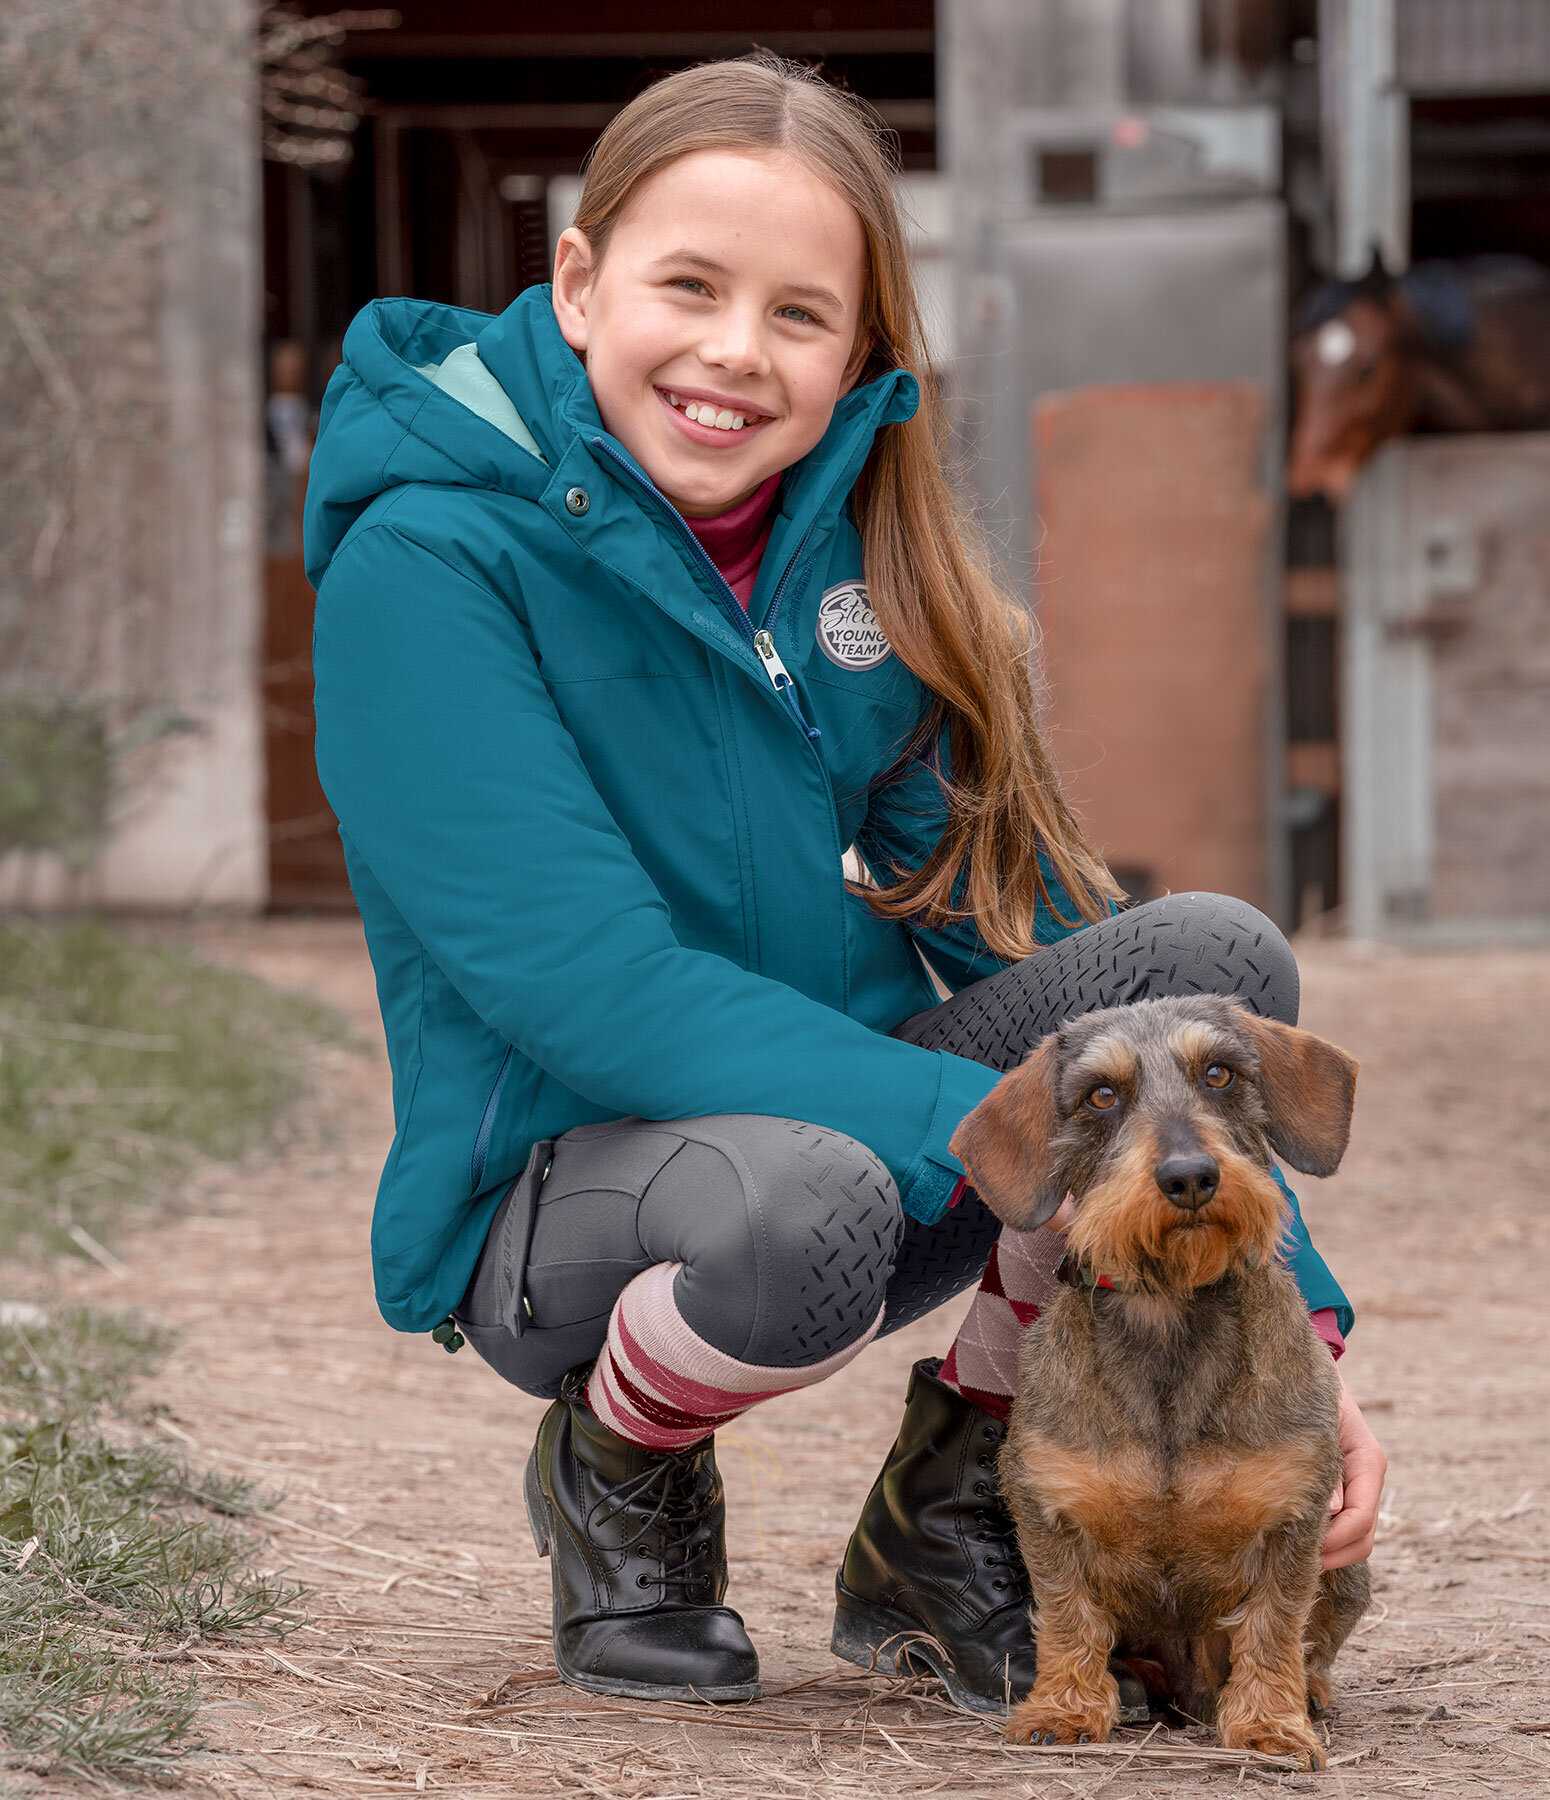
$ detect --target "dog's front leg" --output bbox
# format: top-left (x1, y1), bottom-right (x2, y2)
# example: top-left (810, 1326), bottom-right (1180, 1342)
top-left (1214, 1543), bottom-right (1327, 1771)
top-left (1005, 1536), bottom-right (1120, 1746)
top-left (1305, 1559), bottom-right (1371, 1716)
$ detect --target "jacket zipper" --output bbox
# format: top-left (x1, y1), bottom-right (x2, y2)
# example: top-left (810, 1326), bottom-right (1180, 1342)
top-left (590, 437), bottom-right (821, 741)
top-left (469, 1045), bottom-right (514, 1193)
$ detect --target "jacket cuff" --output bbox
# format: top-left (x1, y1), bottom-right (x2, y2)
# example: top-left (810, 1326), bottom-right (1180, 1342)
top-left (899, 1051), bottom-right (1002, 1224)
top-left (1309, 1307), bottom-right (1346, 1361)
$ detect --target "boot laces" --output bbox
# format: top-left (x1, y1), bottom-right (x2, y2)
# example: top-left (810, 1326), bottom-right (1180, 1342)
top-left (973, 1422), bottom-right (1032, 1604)
top-left (587, 1448), bottom-right (719, 1597)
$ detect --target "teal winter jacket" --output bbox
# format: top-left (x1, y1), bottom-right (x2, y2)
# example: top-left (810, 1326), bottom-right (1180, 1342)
top-left (306, 285), bottom-right (1350, 1339)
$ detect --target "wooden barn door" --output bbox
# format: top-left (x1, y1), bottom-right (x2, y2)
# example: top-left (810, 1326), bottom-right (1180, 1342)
top-left (995, 201), bottom-right (1287, 913)
top-left (262, 495), bottom-right (349, 911)
top-left (1035, 383), bottom-right (1273, 908)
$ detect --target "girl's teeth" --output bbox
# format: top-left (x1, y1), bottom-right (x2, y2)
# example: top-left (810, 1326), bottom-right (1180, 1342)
top-left (668, 393), bottom-right (755, 431)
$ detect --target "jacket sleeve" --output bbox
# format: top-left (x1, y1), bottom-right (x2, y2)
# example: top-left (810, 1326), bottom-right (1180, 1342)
top-left (853, 718), bottom-right (1102, 995)
top-left (1275, 1168), bottom-right (1354, 1335)
top-left (311, 518), bottom-right (1000, 1221)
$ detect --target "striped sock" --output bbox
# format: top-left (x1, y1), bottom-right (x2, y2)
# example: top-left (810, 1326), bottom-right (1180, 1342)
top-left (586, 1261), bottom-right (883, 1453)
top-left (938, 1225), bottom-right (1064, 1423)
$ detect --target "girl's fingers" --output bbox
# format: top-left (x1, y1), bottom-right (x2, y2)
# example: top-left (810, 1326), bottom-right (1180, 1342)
top-left (1322, 1505), bottom-right (1372, 1568)
top-left (1042, 1192), bottom-right (1076, 1234)
top-left (1322, 1375), bottom-right (1388, 1569)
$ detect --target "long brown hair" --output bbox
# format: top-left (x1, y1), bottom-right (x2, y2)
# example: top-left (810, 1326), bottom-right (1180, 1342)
top-left (574, 54), bottom-right (1121, 956)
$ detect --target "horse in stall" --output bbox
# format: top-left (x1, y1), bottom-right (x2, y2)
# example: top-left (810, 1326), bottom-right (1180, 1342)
top-left (1287, 252), bottom-right (1550, 503)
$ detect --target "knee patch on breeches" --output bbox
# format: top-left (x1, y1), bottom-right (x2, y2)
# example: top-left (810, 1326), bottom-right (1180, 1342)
top-left (896, 890), bottom-right (1300, 1074)
top-left (639, 1117), bottom-right (904, 1369)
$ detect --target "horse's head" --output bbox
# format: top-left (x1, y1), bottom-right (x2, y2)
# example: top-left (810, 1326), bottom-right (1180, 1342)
top-left (1287, 254), bottom-right (1417, 504)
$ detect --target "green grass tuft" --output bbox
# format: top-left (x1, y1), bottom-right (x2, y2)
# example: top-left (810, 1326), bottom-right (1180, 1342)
top-left (0, 916), bottom-right (350, 1777)
top-left (0, 912), bottom-right (358, 1260)
top-left (0, 1309), bottom-right (306, 1777)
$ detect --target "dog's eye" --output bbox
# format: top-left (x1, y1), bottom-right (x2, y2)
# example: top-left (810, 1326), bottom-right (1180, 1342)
top-left (1203, 1064), bottom-right (1235, 1090)
top-left (1085, 1084), bottom-right (1119, 1111)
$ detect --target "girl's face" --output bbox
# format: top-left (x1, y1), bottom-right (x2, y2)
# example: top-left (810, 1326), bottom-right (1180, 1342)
top-left (552, 148), bottom-right (869, 518)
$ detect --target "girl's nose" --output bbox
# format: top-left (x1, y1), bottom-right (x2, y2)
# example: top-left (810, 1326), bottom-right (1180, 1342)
top-left (700, 308), bottom-right (770, 379)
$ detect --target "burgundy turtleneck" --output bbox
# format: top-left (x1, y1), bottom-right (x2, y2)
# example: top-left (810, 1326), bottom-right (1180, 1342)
top-left (682, 473), bottom-right (781, 609)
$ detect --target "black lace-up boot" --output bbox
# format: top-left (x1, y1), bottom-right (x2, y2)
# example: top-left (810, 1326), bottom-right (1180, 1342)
top-left (832, 1358), bottom-right (1148, 1722)
top-left (524, 1367), bottom-right (760, 1702)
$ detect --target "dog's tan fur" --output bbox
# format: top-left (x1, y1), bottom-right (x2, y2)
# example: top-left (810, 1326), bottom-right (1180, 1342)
top-left (950, 996), bottom-right (1371, 1770)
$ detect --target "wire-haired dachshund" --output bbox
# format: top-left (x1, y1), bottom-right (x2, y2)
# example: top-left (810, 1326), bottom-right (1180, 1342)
top-left (951, 994), bottom-right (1370, 1770)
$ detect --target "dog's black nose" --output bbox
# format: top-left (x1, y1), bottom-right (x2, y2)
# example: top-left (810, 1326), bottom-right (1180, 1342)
top-left (1155, 1153), bottom-right (1220, 1211)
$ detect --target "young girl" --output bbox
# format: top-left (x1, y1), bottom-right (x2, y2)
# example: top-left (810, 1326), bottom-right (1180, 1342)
top-left (307, 55), bottom-right (1383, 1713)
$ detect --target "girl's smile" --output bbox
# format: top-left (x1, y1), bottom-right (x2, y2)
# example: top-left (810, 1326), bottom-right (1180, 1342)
top-left (655, 385), bottom-right (774, 442)
top-left (552, 148), bottom-right (867, 517)
top-left (651, 385), bottom-right (774, 441)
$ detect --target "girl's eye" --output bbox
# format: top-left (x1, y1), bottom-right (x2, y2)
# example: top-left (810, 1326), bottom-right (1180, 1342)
top-left (1085, 1085), bottom-right (1118, 1112)
top-left (672, 278), bottom-right (710, 296)
top-left (1203, 1065), bottom-right (1235, 1090)
top-left (776, 305), bottom-right (817, 324)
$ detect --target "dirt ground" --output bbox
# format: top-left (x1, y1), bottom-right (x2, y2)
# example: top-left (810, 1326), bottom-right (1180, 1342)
top-left (26, 918), bottom-right (1550, 1797)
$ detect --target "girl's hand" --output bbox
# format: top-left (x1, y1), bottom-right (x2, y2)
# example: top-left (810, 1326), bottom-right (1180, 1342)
top-left (1324, 1371), bottom-right (1387, 1569)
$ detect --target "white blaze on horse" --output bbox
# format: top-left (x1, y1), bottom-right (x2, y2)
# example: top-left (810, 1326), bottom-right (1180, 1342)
top-left (1287, 252), bottom-right (1550, 504)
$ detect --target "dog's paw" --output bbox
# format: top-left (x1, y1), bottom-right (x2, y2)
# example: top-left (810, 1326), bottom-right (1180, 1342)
top-left (1306, 1669), bottom-right (1333, 1718)
top-left (1005, 1694), bottom-right (1116, 1747)
top-left (1220, 1716), bottom-right (1327, 1771)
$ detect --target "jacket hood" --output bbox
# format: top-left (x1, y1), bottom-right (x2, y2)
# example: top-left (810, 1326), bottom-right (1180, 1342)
top-left (304, 285), bottom-right (919, 591)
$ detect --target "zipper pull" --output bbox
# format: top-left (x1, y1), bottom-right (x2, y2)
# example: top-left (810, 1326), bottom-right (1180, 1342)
top-left (753, 629), bottom-right (794, 690)
top-left (753, 631), bottom-right (821, 740)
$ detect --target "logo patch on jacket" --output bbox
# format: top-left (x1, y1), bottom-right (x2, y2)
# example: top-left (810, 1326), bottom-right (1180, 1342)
top-left (815, 581), bottom-right (892, 669)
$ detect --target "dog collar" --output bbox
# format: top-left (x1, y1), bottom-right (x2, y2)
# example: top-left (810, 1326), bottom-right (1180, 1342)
top-left (1055, 1251), bottom-right (1265, 1297)
top-left (1056, 1254), bottom-right (1119, 1293)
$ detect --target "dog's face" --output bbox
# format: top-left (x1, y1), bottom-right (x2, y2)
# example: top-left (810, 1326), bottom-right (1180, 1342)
top-left (950, 996), bottom-right (1358, 1296)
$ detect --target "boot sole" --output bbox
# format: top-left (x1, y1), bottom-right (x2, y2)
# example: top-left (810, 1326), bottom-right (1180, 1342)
top-left (524, 1450), bottom-right (762, 1705)
top-left (832, 1581), bottom-right (1149, 1725)
top-left (832, 1583), bottom-right (1009, 1717)
top-left (524, 1452), bottom-right (551, 1557)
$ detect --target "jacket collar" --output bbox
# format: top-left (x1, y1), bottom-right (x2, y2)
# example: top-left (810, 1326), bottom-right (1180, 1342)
top-left (475, 285), bottom-right (606, 465)
top-left (344, 298), bottom-right (552, 502)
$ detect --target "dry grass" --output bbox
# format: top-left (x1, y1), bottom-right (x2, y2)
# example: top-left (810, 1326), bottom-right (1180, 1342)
top-left (115, 1477), bottom-right (1550, 1800)
top-left (12, 920), bottom-right (1550, 1798)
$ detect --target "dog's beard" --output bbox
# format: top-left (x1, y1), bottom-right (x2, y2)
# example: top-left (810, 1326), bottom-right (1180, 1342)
top-left (1065, 1127), bottom-right (1286, 1298)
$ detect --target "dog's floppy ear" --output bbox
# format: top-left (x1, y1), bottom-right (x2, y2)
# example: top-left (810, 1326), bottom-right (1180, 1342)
top-left (949, 1035), bottom-right (1067, 1229)
top-left (1237, 1014), bottom-right (1359, 1177)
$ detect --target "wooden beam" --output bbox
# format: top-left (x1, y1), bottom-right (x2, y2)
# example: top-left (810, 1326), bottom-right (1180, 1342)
top-left (1285, 567), bottom-right (1341, 618)
top-left (342, 30), bottom-right (935, 58)
top-left (363, 99), bottom-right (935, 131)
